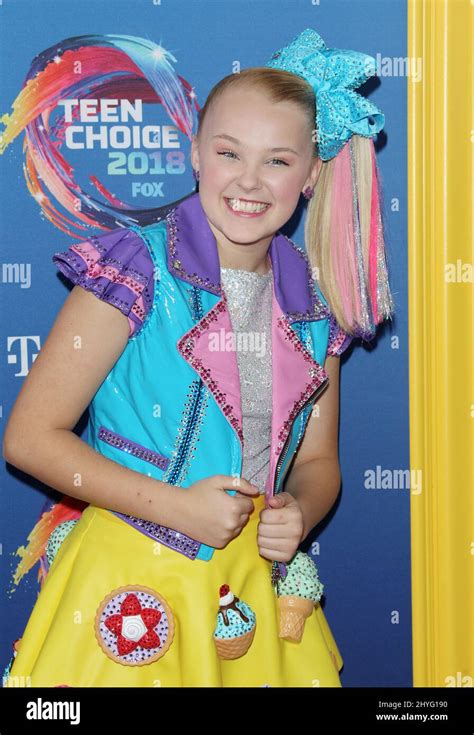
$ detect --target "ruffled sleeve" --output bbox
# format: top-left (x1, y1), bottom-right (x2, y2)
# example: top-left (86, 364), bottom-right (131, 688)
top-left (326, 312), bottom-right (353, 357)
top-left (52, 227), bottom-right (155, 338)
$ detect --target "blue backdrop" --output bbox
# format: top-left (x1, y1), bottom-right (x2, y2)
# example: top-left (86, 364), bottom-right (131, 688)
top-left (0, 0), bottom-right (409, 687)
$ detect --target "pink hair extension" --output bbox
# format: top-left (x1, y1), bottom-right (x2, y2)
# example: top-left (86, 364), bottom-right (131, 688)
top-left (369, 141), bottom-right (381, 324)
top-left (368, 139), bottom-right (394, 327)
top-left (330, 142), bottom-right (361, 328)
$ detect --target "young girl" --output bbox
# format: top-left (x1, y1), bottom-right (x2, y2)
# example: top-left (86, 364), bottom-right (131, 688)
top-left (3, 29), bottom-right (393, 687)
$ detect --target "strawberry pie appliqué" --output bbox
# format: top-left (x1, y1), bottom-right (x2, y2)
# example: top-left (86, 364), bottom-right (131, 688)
top-left (94, 585), bottom-right (175, 666)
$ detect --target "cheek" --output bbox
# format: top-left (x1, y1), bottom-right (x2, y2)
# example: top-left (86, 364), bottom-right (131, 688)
top-left (272, 169), bottom-right (306, 197)
top-left (201, 156), bottom-right (231, 183)
top-left (271, 171), bottom-right (306, 210)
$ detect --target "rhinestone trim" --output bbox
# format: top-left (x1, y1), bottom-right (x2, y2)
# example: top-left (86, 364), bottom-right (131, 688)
top-left (274, 316), bottom-right (329, 455)
top-left (176, 296), bottom-right (244, 445)
top-left (98, 425), bottom-right (170, 471)
top-left (110, 512), bottom-right (202, 560)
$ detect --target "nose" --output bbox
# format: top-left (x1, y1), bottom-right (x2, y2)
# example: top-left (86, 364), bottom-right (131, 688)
top-left (236, 163), bottom-right (263, 192)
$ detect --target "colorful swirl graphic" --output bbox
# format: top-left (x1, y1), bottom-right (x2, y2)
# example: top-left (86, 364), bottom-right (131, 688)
top-left (0, 34), bottom-right (200, 236)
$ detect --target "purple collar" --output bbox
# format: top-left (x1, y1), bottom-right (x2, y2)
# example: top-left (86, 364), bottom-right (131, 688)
top-left (165, 192), bottom-right (330, 324)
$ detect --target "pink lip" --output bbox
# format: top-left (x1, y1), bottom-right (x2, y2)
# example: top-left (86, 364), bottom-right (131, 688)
top-left (224, 197), bottom-right (271, 218)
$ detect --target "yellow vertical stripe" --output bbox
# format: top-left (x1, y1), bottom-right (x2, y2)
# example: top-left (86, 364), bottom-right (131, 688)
top-left (408, 0), bottom-right (473, 686)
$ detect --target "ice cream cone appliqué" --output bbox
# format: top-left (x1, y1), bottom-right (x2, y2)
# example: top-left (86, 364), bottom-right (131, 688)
top-left (272, 551), bottom-right (324, 643)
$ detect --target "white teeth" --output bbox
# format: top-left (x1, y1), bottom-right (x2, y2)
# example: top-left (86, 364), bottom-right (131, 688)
top-left (227, 198), bottom-right (270, 213)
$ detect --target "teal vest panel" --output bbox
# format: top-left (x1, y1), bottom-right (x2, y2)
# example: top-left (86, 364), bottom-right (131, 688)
top-left (86, 220), bottom-right (331, 561)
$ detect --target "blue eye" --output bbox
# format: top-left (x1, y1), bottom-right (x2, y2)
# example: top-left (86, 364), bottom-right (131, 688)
top-left (269, 158), bottom-right (289, 166)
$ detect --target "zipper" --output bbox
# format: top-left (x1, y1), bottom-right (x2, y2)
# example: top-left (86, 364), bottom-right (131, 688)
top-left (226, 425), bottom-right (245, 497)
top-left (272, 376), bottom-right (329, 495)
top-left (270, 376), bottom-right (329, 587)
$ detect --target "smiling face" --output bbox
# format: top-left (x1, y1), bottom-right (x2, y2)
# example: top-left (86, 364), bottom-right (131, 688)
top-left (191, 84), bottom-right (321, 265)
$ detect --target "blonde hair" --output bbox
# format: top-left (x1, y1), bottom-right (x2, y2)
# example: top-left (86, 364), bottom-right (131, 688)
top-left (196, 67), bottom-right (394, 337)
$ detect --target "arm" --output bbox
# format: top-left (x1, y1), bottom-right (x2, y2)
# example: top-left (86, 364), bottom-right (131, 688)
top-left (283, 355), bottom-right (342, 542)
top-left (2, 285), bottom-right (187, 531)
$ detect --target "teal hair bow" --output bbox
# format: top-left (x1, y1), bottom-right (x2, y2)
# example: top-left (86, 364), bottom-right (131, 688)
top-left (265, 28), bottom-right (385, 161)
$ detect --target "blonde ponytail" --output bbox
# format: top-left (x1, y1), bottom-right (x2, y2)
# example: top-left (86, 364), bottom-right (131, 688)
top-left (305, 135), bottom-right (394, 337)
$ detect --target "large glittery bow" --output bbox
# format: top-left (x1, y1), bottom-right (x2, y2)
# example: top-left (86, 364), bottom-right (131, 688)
top-left (265, 28), bottom-right (385, 161)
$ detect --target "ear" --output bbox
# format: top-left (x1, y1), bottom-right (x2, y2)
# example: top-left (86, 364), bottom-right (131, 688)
top-left (304, 155), bottom-right (323, 191)
top-left (190, 135), bottom-right (200, 171)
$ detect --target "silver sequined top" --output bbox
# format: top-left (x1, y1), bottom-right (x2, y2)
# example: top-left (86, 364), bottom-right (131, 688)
top-left (220, 266), bottom-right (273, 494)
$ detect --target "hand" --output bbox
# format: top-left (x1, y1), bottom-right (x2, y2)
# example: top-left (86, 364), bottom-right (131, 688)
top-left (257, 492), bottom-right (305, 562)
top-left (182, 475), bottom-right (260, 549)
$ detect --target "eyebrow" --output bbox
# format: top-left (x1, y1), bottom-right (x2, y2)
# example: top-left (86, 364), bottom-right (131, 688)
top-left (212, 133), bottom-right (300, 155)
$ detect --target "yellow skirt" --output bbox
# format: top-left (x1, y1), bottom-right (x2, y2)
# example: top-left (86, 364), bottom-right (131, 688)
top-left (5, 493), bottom-right (343, 687)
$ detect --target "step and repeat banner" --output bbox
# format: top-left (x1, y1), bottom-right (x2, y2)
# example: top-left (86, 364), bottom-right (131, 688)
top-left (0, 0), bottom-right (408, 687)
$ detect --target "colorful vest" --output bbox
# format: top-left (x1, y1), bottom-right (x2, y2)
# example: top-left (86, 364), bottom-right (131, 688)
top-left (52, 192), bottom-right (351, 562)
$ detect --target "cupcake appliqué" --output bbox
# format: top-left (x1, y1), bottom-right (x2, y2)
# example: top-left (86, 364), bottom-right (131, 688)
top-left (94, 585), bottom-right (175, 666)
top-left (213, 584), bottom-right (256, 659)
